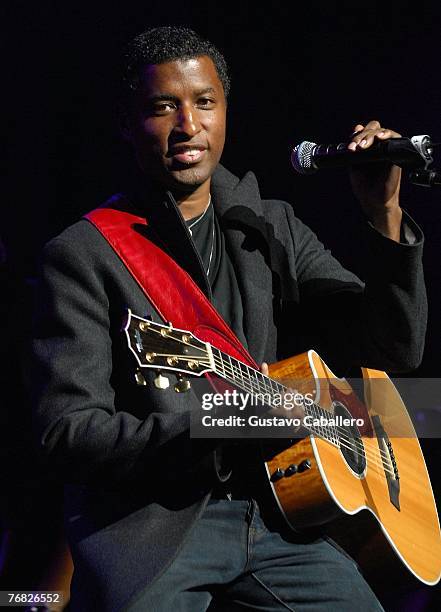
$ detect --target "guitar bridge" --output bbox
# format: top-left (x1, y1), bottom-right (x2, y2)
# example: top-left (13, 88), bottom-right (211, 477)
top-left (372, 415), bottom-right (400, 511)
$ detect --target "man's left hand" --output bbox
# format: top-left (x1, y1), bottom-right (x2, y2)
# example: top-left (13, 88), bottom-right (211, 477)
top-left (348, 120), bottom-right (402, 241)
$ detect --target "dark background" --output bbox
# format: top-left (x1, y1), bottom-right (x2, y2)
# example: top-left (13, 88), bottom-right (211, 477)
top-left (5, 0), bottom-right (440, 374)
top-left (3, 1), bottom-right (441, 609)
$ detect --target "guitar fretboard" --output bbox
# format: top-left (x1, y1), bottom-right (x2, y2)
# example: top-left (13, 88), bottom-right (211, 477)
top-left (211, 347), bottom-right (339, 446)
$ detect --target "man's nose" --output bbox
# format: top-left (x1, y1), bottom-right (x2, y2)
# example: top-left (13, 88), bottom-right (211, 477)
top-left (175, 105), bottom-right (201, 136)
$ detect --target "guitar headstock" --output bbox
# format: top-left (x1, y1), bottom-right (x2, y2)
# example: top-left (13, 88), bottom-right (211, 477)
top-left (124, 310), bottom-right (213, 376)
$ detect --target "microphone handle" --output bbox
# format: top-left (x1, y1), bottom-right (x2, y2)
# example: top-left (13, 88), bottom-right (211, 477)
top-left (313, 137), bottom-right (427, 170)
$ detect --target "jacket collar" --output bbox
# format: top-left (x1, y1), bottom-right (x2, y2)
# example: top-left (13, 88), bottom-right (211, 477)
top-left (127, 164), bottom-right (272, 362)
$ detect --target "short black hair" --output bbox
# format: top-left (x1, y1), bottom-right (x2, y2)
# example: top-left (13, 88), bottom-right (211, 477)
top-left (120, 26), bottom-right (230, 107)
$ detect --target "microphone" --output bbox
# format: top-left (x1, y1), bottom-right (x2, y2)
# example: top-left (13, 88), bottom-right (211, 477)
top-left (291, 135), bottom-right (434, 175)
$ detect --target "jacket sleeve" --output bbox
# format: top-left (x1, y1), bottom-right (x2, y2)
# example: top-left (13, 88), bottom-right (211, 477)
top-left (31, 236), bottom-right (214, 486)
top-left (286, 207), bottom-right (427, 373)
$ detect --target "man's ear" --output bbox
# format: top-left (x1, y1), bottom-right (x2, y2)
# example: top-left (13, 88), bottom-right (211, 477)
top-left (118, 106), bottom-right (133, 143)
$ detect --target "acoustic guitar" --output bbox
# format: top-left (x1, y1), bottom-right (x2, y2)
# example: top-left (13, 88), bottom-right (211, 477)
top-left (124, 309), bottom-right (441, 586)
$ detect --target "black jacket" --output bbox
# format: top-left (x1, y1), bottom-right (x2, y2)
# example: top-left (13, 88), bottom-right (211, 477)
top-left (31, 164), bottom-right (427, 611)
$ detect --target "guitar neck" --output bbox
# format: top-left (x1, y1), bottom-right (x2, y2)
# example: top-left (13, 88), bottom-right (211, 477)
top-left (124, 312), bottom-right (338, 446)
top-left (211, 346), bottom-right (285, 400)
top-left (209, 346), bottom-right (338, 446)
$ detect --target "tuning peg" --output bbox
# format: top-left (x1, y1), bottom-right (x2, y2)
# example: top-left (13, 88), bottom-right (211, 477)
top-left (174, 376), bottom-right (191, 393)
top-left (134, 370), bottom-right (147, 386)
top-left (154, 372), bottom-right (170, 390)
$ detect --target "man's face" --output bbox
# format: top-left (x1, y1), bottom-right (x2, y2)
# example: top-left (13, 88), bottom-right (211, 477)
top-left (125, 56), bottom-right (227, 192)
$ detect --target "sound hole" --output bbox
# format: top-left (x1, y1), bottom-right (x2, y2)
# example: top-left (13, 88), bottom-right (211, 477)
top-left (334, 402), bottom-right (366, 476)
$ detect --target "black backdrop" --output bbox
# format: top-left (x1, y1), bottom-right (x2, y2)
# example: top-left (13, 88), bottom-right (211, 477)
top-left (3, 1), bottom-right (441, 607)
top-left (5, 0), bottom-right (440, 373)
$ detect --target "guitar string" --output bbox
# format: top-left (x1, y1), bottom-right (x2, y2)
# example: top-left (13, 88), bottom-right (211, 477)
top-left (141, 356), bottom-right (395, 476)
top-left (135, 327), bottom-right (395, 471)
top-left (208, 356), bottom-right (396, 476)
top-left (208, 350), bottom-right (395, 464)
top-left (136, 328), bottom-right (395, 470)
top-left (138, 336), bottom-right (393, 471)
top-left (210, 364), bottom-right (395, 476)
top-left (158, 361), bottom-right (395, 477)
top-left (206, 352), bottom-right (393, 460)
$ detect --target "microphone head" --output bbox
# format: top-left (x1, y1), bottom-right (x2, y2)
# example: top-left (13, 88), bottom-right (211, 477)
top-left (291, 141), bottom-right (318, 174)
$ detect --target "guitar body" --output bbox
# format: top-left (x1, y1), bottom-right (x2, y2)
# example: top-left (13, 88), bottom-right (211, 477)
top-left (266, 350), bottom-right (441, 585)
top-left (124, 312), bottom-right (441, 586)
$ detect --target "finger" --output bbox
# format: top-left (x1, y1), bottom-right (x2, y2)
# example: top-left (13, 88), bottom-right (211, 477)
top-left (350, 127), bottom-right (378, 150)
top-left (356, 133), bottom-right (375, 149)
top-left (352, 124), bottom-right (365, 135)
top-left (349, 129), bottom-right (394, 151)
top-left (356, 128), bottom-right (402, 150)
top-left (350, 120), bottom-right (401, 149)
top-left (349, 124), bottom-right (366, 151)
top-left (375, 128), bottom-right (402, 139)
top-left (349, 120), bottom-right (384, 151)
top-left (349, 124), bottom-right (364, 151)
top-left (261, 362), bottom-right (269, 376)
top-left (364, 120), bottom-right (382, 130)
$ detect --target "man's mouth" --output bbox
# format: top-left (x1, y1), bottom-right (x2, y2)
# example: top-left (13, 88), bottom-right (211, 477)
top-left (169, 147), bottom-right (207, 164)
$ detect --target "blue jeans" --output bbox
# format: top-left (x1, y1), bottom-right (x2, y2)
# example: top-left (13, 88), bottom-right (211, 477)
top-left (125, 498), bottom-right (383, 611)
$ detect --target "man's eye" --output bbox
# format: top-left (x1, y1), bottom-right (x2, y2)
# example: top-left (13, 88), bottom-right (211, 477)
top-left (152, 102), bottom-right (176, 114)
top-left (197, 98), bottom-right (215, 108)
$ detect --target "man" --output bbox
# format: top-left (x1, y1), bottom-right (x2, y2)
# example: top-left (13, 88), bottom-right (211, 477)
top-left (32, 26), bottom-right (426, 611)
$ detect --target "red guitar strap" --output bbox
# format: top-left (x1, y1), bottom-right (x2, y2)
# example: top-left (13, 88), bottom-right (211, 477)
top-left (85, 202), bottom-right (258, 368)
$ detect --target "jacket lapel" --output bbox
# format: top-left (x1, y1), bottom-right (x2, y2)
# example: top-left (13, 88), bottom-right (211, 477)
top-left (211, 166), bottom-right (272, 363)
top-left (128, 179), bottom-right (212, 299)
